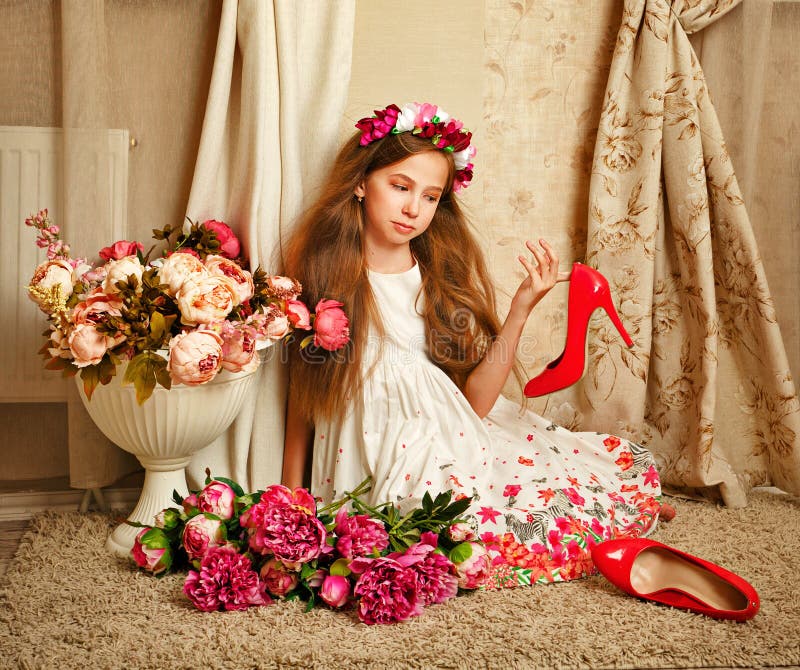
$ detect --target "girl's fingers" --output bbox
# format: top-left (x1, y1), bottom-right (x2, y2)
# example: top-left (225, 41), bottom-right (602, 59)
top-left (556, 270), bottom-right (571, 282)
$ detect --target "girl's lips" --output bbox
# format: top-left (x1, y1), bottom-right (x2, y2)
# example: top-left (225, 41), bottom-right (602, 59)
top-left (392, 221), bottom-right (414, 234)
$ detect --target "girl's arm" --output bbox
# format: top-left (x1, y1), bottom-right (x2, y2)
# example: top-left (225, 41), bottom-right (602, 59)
top-left (463, 239), bottom-right (569, 418)
top-left (282, 393), bottom-right (314, 489)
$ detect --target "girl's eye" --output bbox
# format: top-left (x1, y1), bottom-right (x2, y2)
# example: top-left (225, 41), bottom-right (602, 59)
top-left (392, 184), bottom-right (408, 192)
top-left (424, 195), bottom-right (439, 203)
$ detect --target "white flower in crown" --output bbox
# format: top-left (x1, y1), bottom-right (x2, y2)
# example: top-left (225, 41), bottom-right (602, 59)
top-left (395, 104), bottom-right (418, 133)
top-left (453, 145), bottom-right (477, 171)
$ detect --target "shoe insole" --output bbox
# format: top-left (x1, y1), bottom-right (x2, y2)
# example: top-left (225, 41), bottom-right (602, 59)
top-left (630, 547), bottom-right (749, 611)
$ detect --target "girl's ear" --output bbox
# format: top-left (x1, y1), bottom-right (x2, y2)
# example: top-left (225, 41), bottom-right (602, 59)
top-left (354, 180), bottom-right (366, 199)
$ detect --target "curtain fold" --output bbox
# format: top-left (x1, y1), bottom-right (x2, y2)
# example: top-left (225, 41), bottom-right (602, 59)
top-left (185, 0), bottom-right (356, 491)
top-left (578, 0), bottom-right (800, 506)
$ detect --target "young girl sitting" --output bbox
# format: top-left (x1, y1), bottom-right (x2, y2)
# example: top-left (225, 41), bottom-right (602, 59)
top-left (281, 102), bottom-right (664, 587)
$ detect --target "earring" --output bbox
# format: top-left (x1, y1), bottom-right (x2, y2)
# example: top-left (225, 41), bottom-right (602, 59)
top-left (357, 195), bottom-right (364, 203)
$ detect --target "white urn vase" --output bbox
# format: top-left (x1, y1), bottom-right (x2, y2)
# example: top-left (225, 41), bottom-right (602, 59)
top-left (76, 358), bottom-right (262, 557)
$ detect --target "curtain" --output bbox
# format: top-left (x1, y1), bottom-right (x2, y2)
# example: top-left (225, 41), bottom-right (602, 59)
top-left (184, 0), bottom-right (356, 491)
top-left (577, 0), bottom-right (800, 506)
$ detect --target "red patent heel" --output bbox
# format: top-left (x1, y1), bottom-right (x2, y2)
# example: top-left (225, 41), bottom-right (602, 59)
top-left (524, 263), bottom-right (633, 398)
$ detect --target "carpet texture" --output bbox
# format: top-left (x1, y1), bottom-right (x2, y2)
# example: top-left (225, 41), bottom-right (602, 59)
top-left (1, 491), bottom-right (799, 670)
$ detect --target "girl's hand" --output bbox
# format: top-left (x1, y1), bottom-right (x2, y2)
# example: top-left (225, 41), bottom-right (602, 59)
top-left (511, 239), bottom-right (570, 317)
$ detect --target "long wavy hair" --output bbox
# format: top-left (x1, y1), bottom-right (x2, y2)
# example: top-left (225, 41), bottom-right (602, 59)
top-left (283, 131), bottom-right (518, 422)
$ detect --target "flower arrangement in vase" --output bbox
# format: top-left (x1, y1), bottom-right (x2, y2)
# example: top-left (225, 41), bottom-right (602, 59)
top-left (25, 209), bottom-right (349, 403)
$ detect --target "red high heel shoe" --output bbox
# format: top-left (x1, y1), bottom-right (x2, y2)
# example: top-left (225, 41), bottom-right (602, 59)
top-left (524, 262), bottom-right (633, 397)
top-left (591, 538), bottom-right (760, 621)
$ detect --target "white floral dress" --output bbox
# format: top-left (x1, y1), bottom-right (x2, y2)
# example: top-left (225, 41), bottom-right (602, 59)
top-left (312, 263), bottom-right (663, 587)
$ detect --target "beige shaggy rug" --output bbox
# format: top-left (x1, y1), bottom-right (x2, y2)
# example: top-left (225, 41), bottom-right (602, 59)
top-left (1, 490), bottom-right (799, 670)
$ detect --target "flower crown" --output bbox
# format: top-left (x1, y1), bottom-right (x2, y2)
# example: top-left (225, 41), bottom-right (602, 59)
top-left (355, 102), bottom-right (476, 192)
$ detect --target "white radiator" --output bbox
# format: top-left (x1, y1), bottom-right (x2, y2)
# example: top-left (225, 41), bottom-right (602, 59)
top-left (0, 126), bottom-right (129, 402)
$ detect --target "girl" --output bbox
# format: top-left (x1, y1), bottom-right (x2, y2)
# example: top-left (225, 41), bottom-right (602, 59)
top-left (281, 102), bottom-right (664, 587)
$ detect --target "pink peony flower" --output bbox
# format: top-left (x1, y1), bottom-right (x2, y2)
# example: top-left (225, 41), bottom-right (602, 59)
top-left (351, 556), bottom-right (422, 625)
top-left (157, 251), bottom-right (208, 297)
top-left (220, 326), bottom-right (258, 374)
top-left (98, 240), bottom-right (144, 261)
top-left (183, 546), bottom-right (270, 612)
top-left (319, 574), bottom-right (350, 608)
top-left (452, 542), bottom-right (491, 590)
top-left (201, 220), bottom-right (241, 259)
top-left (313, 299), bottom-right (350, 351)
top-left (68, 323), bottom-right (123, 367)
top-left (242, 502), bottom-right (326, 564)
top-left (197, 480), bottom-right (236, 520)
top-left (131, 528), bottom-right (172, 575)
top-left (182, 514), bottom-right (225, 561)
top-left (168, 329), bottom-right (224, 386)
top-left (286, 299), bottom-right (311, 330)
top-left (251, 484), bottom-right (317, 513)
top-left (257, 305), bottom-right (291, 340)
top-left (204, 254), bottom-right (254, 304)
top-left (334, 507), bottom-right (389, 559)
top-left (390, 542), bottom-right (458, 606)
top-left (259, 558), bottom-right (299, 597)
top-left (182, 493), bottom-right (199, 514)
top-left (176, 275), bottom-right (237, 326)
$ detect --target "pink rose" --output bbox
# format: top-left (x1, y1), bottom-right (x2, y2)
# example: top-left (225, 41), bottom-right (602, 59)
top-left (72, 287), bottom-right (123, 325)
top-left (259, 558), bottom-right (299, 597)
top-left (98, 240), bottom-right (144, 261)
top-left (334, 508), bottom-right (389, 559)
top-left (176, 275), bottom-right (237, 326)
top-left (201, 220), bottom-right (241, 259)
top-left (220, 327), bottom-right (258, 373)
top-left (28, 259), bottom-right (75, 311)
top-left (183, 546), bottom-right (270, 612)
top-left (447, 522), bottom-right (478, 543)
top-left (313, 299), bottom-right (350, 351)
top-left (319, 574), bottom-right (350, 608)
top-left (182, 514), bottom-right (225, 561)
top-left (197, 480), bottom-right (236, 520)
top-left (351, 556), bottom-right (422, 625)
top-left (157, 252), bottom-right (208, 297)
top-left (131, 528), bottom-right (172, 575)
top-left (452, 542), bottom-right (491, 590)
top-left (286, 300), bottom-right (311, 330)
top-left (168, 329), bottom-right (224, 386)
top-left (102, 255), bottom-right (144, 294)
top-left (68, 323), bottom-right (122, 367)
top-left (182, 493), bottom-right (199, 514)
top-left (204, 255), bottom-right (254, 304)
top-left (266, 275), bottom-right (302, 301)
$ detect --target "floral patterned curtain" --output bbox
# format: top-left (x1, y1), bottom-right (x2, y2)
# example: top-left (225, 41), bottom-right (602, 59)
top-left (578, 0), bottom-right (800, 506)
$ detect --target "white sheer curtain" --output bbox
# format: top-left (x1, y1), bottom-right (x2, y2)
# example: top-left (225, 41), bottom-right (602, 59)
top-left (185, 0), bottom-right (356, 490)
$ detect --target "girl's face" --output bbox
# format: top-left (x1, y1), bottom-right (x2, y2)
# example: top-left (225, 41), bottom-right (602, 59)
top-left (355, 150), bottom-right (450, 254)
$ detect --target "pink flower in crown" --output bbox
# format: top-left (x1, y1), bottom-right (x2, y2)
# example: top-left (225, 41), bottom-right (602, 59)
top-left (259, 558), bottom-right (299, 597)
top-left (99, 240), bottom-right (144, 261)
top-left (334, 507), bottom-right (389, 559)
top-left (197, 480), bottom-right (236, 520)
top-left (201, 220), bottom-right (241, 259)
top-left (183, 546), bottom-right (270, 612)
top-left (355, 104), bottom-right (401, 145)
top-left (413, 102), bottom-right (444, 127)
top-left (350, 556), bottom-right (422, 625)
top-left (313, 299), bottom-right (350, 351)
top-left (390, 541), bottom-right (458, 606)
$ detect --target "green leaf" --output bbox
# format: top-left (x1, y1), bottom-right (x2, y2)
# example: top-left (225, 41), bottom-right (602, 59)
top-left (80, 365), bottom-right (101, 401)
top-left (212, 476), bottom-right (246, 497)
top-left (329, 558), bottom-right (351, 577)
top-left (449, 542), bottom-right (473, 564)
top-left (171, 490), bottom-right (184, 506)
top-left (149, 310), bottom-right (166, 341)
top-left (123, 351), bottom-right (168, 404)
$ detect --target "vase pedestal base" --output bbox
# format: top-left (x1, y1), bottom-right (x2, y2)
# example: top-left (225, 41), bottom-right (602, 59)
top-left (105, 460), bottom-right (191, 558)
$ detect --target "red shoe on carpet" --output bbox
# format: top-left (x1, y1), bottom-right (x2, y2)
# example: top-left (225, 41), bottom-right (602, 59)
top-left (591, 538), bottom-right (760, 621)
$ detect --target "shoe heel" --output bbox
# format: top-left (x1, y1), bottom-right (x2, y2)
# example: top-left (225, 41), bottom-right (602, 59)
top-left (600, 292), bottom-right (633, 348)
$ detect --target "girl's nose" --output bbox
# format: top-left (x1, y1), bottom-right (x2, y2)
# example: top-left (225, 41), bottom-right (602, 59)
top-left (402, 195), bottom-right (419, 218)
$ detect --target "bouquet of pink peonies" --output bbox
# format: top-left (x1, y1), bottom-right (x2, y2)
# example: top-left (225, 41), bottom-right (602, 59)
top-left (25, 209), bottom-right (350, 403)
top-left (131, 473), bottom-right (492, 624)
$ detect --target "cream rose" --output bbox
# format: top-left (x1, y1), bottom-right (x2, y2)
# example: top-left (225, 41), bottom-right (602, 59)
top-left (102, 255), bottom-right (144, 294)
top-left (221, 328), bottom-right (259, 373)
top-left (204, 255), bottom-right (254, 305)
top-left (28, 259), bottom-right (74, 311)
top-left (176, 276), bottom-right (237, 326)
top-left (68, 323), bottom-right (121, 367)
top-left (167, 329), bottom-right (224, 385)
top-left (157, 252), bottom-right (208, 297)
top-left (72, 287), bottom-right (124, 324)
